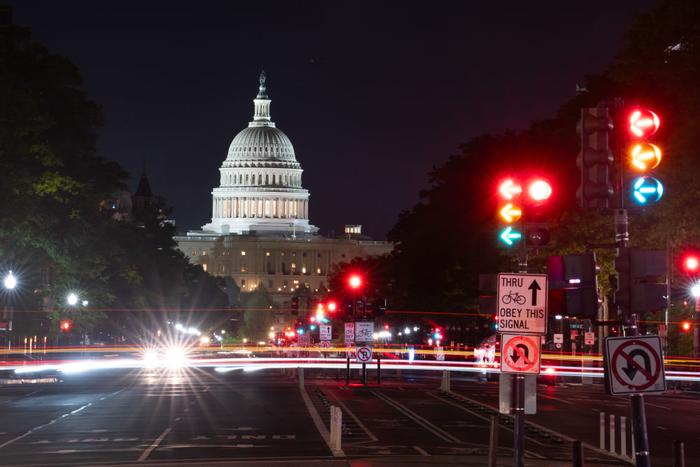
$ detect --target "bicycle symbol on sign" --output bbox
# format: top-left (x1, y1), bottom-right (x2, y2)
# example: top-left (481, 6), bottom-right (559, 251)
top-left (501, 291), bottom-right (526, 305)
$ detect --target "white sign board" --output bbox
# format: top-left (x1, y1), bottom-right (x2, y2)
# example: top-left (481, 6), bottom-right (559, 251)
top-left (604, 335), bottom-right (666, 395)
top-left (344, 322), bottom-right (355, 343)
top-left (355, 322), bottom-right (374, 343)
top-left (584, 331), bottom-right (595, 346)
top-left (356, 345), bottom-right (373, 363)
top-left (553, 333), bottom-right (563, 344)
top-left (319, 324), bottom-right (332, 341)
top-left (497, 273), bottom-right (547, 335)
top-left (500, 334), bottom-right (541, 375)
top-left (435, 346), bottom-right (445, 361)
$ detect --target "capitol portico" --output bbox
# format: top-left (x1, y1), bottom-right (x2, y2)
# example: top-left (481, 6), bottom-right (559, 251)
top-left (175, 72), bottom-right (391, 305)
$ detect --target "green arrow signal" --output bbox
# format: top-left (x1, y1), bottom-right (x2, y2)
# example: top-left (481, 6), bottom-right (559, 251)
top-left (499, 226), bottom-right (522, 246)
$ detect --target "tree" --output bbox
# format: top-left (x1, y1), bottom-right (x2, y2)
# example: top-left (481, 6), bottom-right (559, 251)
top-left (238, 286), bottom-right (275, 341)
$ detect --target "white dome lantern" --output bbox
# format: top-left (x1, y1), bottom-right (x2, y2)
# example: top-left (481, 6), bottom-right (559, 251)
top-left (202, 71), bottom-right (317, 235)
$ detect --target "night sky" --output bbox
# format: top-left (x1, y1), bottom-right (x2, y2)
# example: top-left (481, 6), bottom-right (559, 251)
top-left (9, 1), bottom-right (655, 238)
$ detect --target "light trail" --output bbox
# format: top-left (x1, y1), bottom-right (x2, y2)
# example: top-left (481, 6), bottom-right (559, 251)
top-left (5, 355), bottom-right (700, 382)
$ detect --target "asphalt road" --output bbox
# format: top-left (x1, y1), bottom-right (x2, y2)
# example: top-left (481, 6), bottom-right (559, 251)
top-left (450, 378), bottom-right (700, 467)
top-left (0, 367), bottom-right (635, 466)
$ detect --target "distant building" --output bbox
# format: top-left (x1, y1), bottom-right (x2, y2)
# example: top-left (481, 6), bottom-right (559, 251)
top-left (174, 72), bottom-right (392, 307)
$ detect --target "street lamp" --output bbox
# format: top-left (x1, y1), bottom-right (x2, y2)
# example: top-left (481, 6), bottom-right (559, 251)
top-left (3, 271), bottom-right (17, 290)
top-left (66, 292), bottom-right (79, 306)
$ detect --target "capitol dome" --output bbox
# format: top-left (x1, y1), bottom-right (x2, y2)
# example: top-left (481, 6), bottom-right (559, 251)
top-left (201, 72), bottom-right (317, 235)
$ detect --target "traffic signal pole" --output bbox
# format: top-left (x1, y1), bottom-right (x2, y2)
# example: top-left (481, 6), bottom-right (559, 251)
top-left (511, 240), bottom-right (528, 467)
top-left (611, 104), bottom-right (651, 467)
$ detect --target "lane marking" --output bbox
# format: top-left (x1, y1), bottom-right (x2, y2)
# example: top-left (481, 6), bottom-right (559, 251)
top-left (646, 402), bottom-right (671, 411)
top-left (413, 445), bottom-right (430, 456)
top-left (326, 389), bottom-right (379, 442)
top-left (656, 426), bottom-right (668, 431)
top-left (425, 392), bottom-right (546, 450)
top-left (372, 390), bottom-right (460, 443)
top-left (137, 427), bottom-right (171, 462)
top-left (0, 400), bottom-right (94, 449)
top-left (299, 383), bottom-right (343, 456)
top-left (540, 394), bottom-right (573, 405)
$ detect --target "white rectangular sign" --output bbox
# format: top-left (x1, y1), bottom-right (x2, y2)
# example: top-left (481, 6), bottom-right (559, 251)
top-left (553, 333), bottom-right (563, 344)
top-left (497, 273), bottom-right (547, 335)
top-left (355, 322), bottom-right (374, 343)
top-left (344, 322), bottom-right (355, 343)
top-left (319, 324), bottom-right (332, 341)
top-left (584, 331), bottom-right (595, 346)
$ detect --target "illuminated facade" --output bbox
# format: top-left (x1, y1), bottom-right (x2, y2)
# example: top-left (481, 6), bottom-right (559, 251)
top-left (175, 72), bottom-right (392, 304)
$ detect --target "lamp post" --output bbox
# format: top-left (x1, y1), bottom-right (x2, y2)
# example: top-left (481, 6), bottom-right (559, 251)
top-left (2, 271), bottom-right (17, 347)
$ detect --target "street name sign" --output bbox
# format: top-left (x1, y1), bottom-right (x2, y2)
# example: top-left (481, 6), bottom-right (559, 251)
top-left (604, 335), bottom-right (666, 395)
top-left (319, 324), bottom-right (332, 341)
top-left (356, 345), bottom-right (373, 363)
top-left (500, 334), bottom-right (541, 374)
top-left (355, 322), bottom-right (374, 343)
top-left (497, 273), bottom-right (548, 335)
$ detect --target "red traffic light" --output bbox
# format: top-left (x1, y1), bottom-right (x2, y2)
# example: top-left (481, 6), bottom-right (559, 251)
top-left (60, 319), bottom-right (73, 332)
top-left (681, 321), bottom-right (692, 332)
top-left (526, 179), bottom-right (552, 203)
top-left (498, 178), bottom-right (522, 200)
top-left (327, 301), bottom-right (337, 313)
top-left (682, 253), bottom-right (700, 273)
top-left (629, 109), bottom-right (660, 138)
top-left (348, 274), bottom-right (363, 290)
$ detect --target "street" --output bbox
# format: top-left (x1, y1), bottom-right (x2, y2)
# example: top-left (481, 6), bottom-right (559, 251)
top-left (0, 368), bottom-right (669, 466)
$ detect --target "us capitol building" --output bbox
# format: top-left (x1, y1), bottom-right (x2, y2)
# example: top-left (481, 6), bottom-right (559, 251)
top-left (175, 72), bottom-right (392, 305)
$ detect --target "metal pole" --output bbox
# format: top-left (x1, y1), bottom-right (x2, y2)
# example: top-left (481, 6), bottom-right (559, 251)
top-left (673, 440), bottom-right (685, 467)
top-left (377, 356), bottom-right (381, 385)
top-left (345, 356), bottom-right (350, 386)
top-left (600, 412), bottom-right (606, 449)
top-left (513, 374), bottom-right (525, 467)
top-left (631, 394), bottom-right (651, 467)
top-left (488, 415), bottom-right (499, 467)
top-left (362, 362), bottom-right (366, 385)
top-left (572, 440), bottom-right (584, 467)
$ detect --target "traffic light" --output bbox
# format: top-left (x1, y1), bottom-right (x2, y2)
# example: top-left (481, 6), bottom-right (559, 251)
top-left (347, 273), bottom-right (363, 291)
top-left (615, 248), bottom-right (667, 316)
top-left (680, 251), bottom-right (700, 276)
top-left (326, 300), bottom-right (338, 313)
top-left (627, 108), bottom-right (664, 205)
top-left (547, 253), bottom-right (598, 319)
top-left (577, 106), bottom-right (614, 209)
top-left (59, 319), bottom-right (73, 332)
top-left (681, 320), bottom-right (692, 332)
top-left (497, 178), bottom-right (523, 247)
top-left (523, 178), bottom-right (552, 247)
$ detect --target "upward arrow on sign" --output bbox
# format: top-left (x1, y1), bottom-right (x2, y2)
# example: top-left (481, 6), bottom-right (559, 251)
top-left (528, 280), bottom-right (541, 306)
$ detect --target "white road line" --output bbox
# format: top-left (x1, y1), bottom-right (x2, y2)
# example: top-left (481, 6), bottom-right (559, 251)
top-left (137, 427), bottom-right (171, 462)
top-left (426, 392), bottom-right (547, 449)
top-left (656, 426), bottom-right (668, 431)
top-left (413, 445), bottom-right (430, 456)
top-left (299, 383), bottom-right (344, 456)
top-left (646, 402), bottom-right (671, 411)
top-left (326, 390), bottom-right (379, 442)
top-left (540, 394), bottom-right (573, 405)
top-left (0, 401), bottom-right (93, 449)
top-left (372, 390), bottom-right (461, 443)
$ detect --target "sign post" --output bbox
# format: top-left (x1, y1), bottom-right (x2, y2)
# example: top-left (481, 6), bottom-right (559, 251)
top-left (497, 273), bottom-right (547, 467)
top-left (604, 335), bottom-right (665, 467)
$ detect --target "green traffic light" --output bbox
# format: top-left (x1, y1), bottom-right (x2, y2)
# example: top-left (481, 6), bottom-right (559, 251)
top-left (499, 226), bottom-right (522, 246)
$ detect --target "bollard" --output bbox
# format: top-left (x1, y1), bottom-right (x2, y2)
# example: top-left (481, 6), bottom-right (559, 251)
top-left (620, 415), bottom-right (627, 459)
top-left (377, 356), bottom-right (381, 385)
top-left (599, 412), bottom-right (605, 450)
top-left (487, 415), bottom-right (498, 467)
top-left (673, 440), bottom-right (685, 467)
top-left (345, 356), bottom-right (350, 386)
top-left (329, 406), bottom-right (343, 454)
top-left (609, 413), bottom-right (616, 454)
top-left (572, 440), bottom-right (584, 467)
top-left (440, 370), bottom-right (451, 391)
